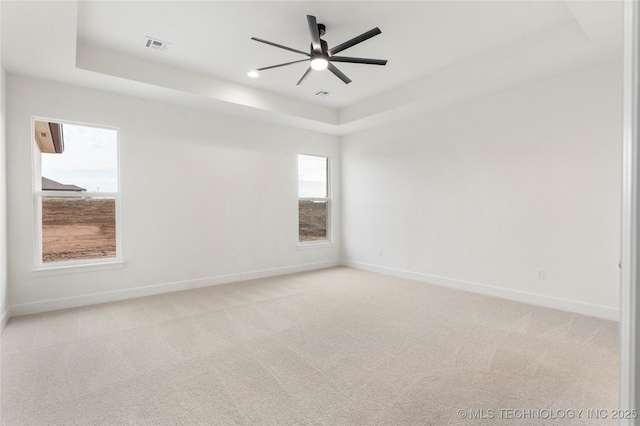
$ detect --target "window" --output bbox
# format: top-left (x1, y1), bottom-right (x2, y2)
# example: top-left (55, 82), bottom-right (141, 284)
top-left (298, 154), bottom-right (330, 243)
top-left (33, 119), bottom-right (120, 267)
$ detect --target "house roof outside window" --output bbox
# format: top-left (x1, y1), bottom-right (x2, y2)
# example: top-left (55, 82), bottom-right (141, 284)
top-left (42, 177), bottom-right (86, 192)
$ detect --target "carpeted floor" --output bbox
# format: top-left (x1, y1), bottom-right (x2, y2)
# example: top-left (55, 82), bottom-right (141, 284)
top-left (0, 267), bottom-right (619, 425)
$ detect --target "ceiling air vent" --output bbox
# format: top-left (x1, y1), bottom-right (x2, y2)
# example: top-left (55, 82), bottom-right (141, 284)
top-left (315, 90), bottom-right (330, 98)
top-left (144, 37), bottom-right (170, 52)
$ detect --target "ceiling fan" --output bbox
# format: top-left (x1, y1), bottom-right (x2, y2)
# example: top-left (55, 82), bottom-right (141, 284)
top-left (251, 15), bottom-right (387, 85)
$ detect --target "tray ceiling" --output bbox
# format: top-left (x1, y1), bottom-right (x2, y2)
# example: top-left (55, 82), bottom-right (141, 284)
top-left (1, 1), bottom-right (623, 134)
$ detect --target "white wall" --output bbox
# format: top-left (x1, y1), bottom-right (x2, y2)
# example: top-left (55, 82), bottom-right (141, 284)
top-left (6, 74), bottom-right (340, 314)
top-left (0, 66), bottom-right (8, 328)
top-left (341, 61), bottom-right (622, 319)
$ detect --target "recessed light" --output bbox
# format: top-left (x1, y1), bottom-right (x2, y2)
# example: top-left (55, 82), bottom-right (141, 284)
top-left (247, 70), bottom-right (260, 78)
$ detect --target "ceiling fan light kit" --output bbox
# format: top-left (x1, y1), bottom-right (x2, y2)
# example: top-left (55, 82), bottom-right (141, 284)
top-left (251, 15), bottom-right (387, 85)
top-left (310, 58), bottom-right (328, 70)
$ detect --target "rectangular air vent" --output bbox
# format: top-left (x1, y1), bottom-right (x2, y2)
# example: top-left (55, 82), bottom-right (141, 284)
top-left (144, 37), bottom-right (170, 52)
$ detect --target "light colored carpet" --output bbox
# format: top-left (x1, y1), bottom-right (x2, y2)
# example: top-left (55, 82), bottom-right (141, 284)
top-left (1, 267), bottom-right (619, 425)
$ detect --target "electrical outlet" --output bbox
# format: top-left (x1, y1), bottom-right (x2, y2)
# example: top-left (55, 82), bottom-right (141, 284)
top-left (536, 269), bottom-right (545, 280)
top-left (232, 255), bottom-right (237, 263)
top-left (379, 249), bottom-right (383, 257)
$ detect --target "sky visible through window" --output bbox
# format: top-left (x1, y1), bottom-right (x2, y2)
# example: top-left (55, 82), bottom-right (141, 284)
top-left (298, 154), bottom-right (327, 198)
top-left (41, 123), bottom-right (118, 193)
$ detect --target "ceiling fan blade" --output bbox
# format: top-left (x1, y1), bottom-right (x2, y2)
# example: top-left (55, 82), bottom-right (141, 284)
top-left (329, 28), bottom-right (382, 55)
top-left (257, 59), bottom-right (309, 71)
top-left (329, 56), bottom-right (387, 66)
top-left (296, 67), bottom-right (313, 85)
top-left (327, 63), bottom-right (352, 84)
top-left (251, 37), bottom-right (310, 56)
top-left (307, 15), bottom-right (322, 55)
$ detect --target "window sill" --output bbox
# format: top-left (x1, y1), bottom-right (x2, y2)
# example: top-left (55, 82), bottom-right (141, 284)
top-left (31, 260), bottom-right (125, 277)
top-left (297, 241), bottom-right (334, 250)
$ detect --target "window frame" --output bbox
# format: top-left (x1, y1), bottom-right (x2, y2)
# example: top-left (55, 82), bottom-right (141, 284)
top-left (31, 117), bottom-right (123, 273)
top-left (297, 153), bottom-right (333, 248)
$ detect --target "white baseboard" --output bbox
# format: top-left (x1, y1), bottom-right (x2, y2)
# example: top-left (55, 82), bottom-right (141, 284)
top-left (8, 260), bottom-right (340, 318)
top-left (5, 259), bottom-right (619, 322)
top-left (342, 260), bottom-right (620, 321)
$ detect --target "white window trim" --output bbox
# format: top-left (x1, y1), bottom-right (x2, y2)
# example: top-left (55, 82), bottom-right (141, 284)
top-left (297, 240), bottom-right (335, 250)
top-left (31, 117), bottom-right (123, 273)
top-left (297, 154), bottom-right (332, 247)
top-left (31, 260), bottom-right (125, 277)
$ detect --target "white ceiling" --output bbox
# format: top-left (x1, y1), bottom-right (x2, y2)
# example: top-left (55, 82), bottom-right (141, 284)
top-left (1, 1), bottom-right (623, 135)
